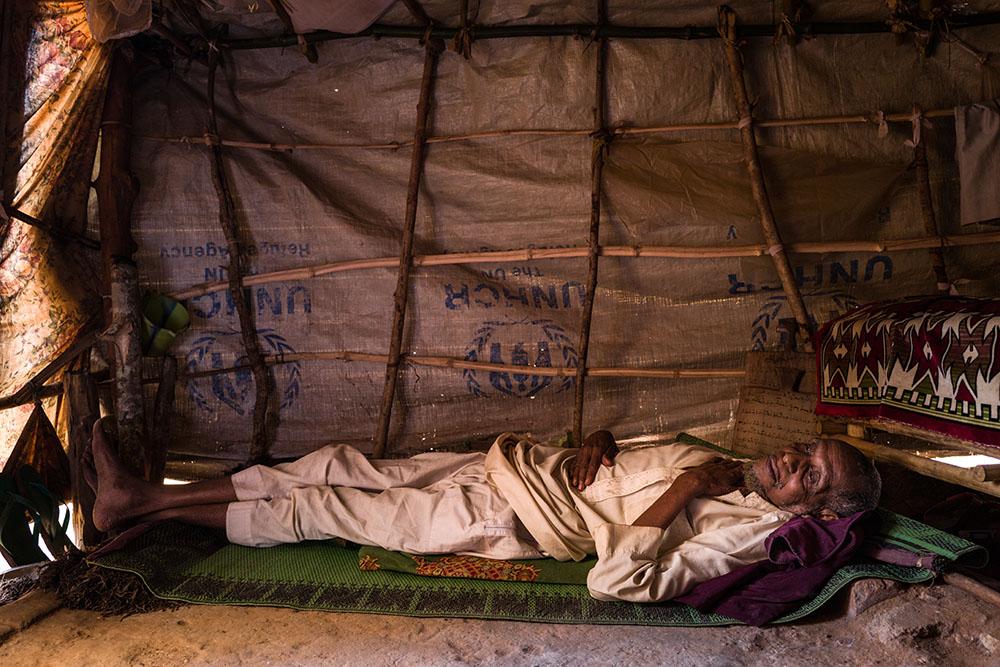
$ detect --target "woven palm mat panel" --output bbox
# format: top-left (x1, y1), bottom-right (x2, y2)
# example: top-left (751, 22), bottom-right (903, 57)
top-left (733, 386), bottom-right (820, 458)
top-left (90, 521), bottom-right (940, 626)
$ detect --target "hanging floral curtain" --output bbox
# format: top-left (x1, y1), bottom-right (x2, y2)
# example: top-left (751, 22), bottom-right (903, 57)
top-left (0, 1), bottom-right (109, 461)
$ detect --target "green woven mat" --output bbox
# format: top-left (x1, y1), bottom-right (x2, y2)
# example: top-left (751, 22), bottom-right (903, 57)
top-left (92, 521), bottom-right (944, 626)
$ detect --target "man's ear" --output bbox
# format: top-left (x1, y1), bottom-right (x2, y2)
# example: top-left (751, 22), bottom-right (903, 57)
top-left (815, 507), bottom-right (839, 522)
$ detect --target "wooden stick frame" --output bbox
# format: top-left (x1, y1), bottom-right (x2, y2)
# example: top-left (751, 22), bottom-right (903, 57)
top-left (572, 0), bottom-right (610, 448)
top-left (165, 350), bottom-right (747, 383)
top-left (168, 229), bottom-right (1000, 305)
top-left (97, 49), bottom-right (150, 477)
top-left (206, 46), bottom-right (280, 465)
top-left (218, 14), bottom-right (1000, 51)
top-left (134, 106), bottom-right (959, 153)
top-left (911, 106), bottom-right (951, 292)
top-left (718, 6), bottom-right (814, 348)
top-left (105, 5), bottom-right (1000, 461)
top-left (373, 39), bottom-right (444, 458)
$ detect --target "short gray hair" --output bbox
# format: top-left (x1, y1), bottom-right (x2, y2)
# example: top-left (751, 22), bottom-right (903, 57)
top-left (820, 440), bottom-right (882, 517)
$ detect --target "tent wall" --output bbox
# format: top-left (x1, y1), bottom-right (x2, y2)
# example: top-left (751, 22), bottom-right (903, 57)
top-left (126, 2), bottom-right (1000, 465)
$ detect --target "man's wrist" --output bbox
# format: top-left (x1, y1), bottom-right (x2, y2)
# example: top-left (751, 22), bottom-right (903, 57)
top-left (671, 472), bottom-right (704, 499)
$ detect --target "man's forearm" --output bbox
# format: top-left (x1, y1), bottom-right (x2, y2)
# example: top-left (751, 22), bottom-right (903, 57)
top-left (632, 477), bottom-right (698, 529)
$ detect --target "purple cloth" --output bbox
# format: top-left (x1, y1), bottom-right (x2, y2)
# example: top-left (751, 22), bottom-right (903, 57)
top-left (675, 511), bottom-right (869, 626)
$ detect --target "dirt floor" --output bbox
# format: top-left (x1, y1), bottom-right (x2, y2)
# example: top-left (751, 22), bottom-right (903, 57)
top-left (1, 580), bottom-right (999, 667)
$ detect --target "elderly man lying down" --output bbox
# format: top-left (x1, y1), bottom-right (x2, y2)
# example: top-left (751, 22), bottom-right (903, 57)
top-left (86, 423), bottom-right (881, 603)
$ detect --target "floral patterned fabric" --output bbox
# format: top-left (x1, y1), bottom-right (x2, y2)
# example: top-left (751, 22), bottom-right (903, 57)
top-left (0, 2), bottom-right (108, 461)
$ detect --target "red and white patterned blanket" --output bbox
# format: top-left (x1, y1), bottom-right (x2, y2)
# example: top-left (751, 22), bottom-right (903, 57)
top-left (816, 297), bottom-right (1000, 448)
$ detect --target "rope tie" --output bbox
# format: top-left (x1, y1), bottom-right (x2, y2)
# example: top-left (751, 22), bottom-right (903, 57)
top-left (775, 14), bottom-right (796, 44)
top-left (452, 26), bottom-right (474, 59)
top-left (590, 129), bottom-right (613, 161)
top-left (907, 107), bottom-right (923, 148)
top-left (203, 132), bottom-right (221, 146)
top-left (906, 105), bottom-right (932, 148)
top-left (737, 115), bottom-right (753, 129)
top-left (453, 0), bottom-right (474, 59)
top-left (767, 244), bottom-right (784, 257)
top-left (870, 110), bottom-right (890, 138)
top-left (419, 23), bottom-right (435, 46)
top-left (717, 6), bottom-right (738, 48)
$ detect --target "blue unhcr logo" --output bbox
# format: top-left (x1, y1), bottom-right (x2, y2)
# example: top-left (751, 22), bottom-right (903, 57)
top-left (185, 328), bottom-right (301, 415)
top-left (751, 291), bottom-right (859, 350)
top-left (463, 318), bottom-right (578, 397)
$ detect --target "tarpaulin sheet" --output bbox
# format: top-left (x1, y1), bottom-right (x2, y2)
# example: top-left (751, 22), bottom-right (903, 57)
top-left (0, 1), bottom-right (106, 461)
top-left (129, 2), bottom-right (1000, 465)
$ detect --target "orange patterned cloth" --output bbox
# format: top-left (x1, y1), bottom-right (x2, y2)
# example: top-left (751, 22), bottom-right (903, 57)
top-left (0, 2), bottom-right (107, 460)
top-left (411, 554), bottom-right (542, 582)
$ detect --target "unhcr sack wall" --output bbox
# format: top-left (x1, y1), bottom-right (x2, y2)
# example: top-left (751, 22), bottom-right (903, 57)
top-left (130, 1), bottom-right (1000, 466)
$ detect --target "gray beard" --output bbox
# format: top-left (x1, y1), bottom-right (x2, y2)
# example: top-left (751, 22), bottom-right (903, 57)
top-left (742, 461), bottom-right (769, 500)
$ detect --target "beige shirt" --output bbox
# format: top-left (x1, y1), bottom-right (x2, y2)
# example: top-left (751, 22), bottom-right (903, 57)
top-left (485, 433), bottom-right (793, 602)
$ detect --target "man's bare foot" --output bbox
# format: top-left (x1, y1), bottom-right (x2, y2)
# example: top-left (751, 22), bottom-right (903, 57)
top-left (90, 418), bottom-right (151, 532)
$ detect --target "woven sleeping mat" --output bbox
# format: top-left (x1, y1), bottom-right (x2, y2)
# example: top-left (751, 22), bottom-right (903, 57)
top-left (88, 518), bottom-right (974, 626)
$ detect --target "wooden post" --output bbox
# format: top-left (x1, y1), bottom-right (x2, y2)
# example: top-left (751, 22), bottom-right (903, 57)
top-left (572, 0), bottom-right (610, 447)
top-left (147, 355), bottom-right (177, 483)
top-left (372, 39), bottom-right (443, 458)
top-left (97, 47), bottom-right (148, 477)
top-left (65, 368), bottom-right (103, 548)
top-left (718, 6), bottom-right (814, 349)
top-left (206, 46), bottom-right (280, 465)
top-left (911, 107), bottom-right (950, 293)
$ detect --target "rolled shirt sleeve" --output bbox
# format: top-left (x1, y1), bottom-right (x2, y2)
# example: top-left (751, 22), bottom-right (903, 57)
top-left (586, 522), bottom-right (749, 603)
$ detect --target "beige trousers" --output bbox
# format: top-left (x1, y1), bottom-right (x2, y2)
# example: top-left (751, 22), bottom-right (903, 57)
top-left (226, 445), bottom-right (543, 559)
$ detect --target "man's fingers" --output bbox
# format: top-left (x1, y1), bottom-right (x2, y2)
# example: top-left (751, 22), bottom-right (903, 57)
top-left (586, 451), bottom-right (601, 486)
top-left (602, 444), bottom-right (619, 466)
top-left (573, 448), bottom-right (593, 488)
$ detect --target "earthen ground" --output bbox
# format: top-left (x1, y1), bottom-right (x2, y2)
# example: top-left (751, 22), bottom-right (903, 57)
top-left (1, 582), bottom-right (999, 666)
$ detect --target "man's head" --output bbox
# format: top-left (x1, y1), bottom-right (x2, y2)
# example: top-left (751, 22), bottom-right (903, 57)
top-left (744, 439), bottom-right (881, 520)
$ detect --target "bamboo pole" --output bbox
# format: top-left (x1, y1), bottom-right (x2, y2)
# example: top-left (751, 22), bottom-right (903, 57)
top-left (206, 46), bottom-right (280, 465)
top-left (573, 0), bottom-right (609, 448)
top-left (942, 573), bottom-right (1000, 610)
top-left (0, 327), bottom-right (100, 410)
top-left (147, 355), bottom-right (176, 483)
top-left (170, 349), bottom-right (747, 382)
top-left (133, 106), bottom-right (958, 153)
top-left (911, 107), bottom-right (951, 293)
top-left (973, 464), bottom-right (1000, 482)
top-left (97, 49), bottom-right (149, 478)
top-left (718, 6), bottom-right (813, 349)
top-left (2, 357), bottom-right (744, 414)
top-left (1, 203), bottom-right (100, 250)
top-left (64, 368), bottom-right (103, 548)
top-left (373, 39), bottom-right (444, 458)
top-left (167, 229), bottom-right (1000, 302)
top-left (219, 14), bottom-right (1000, 50)
top-left (831, 434), bottom-right (1000, 500)
top-left (0, 383), bottom-right (61, 409)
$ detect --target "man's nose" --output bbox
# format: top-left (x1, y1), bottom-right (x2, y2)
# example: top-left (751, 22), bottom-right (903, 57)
top-left (781, 451), bottom-right (803, 472)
